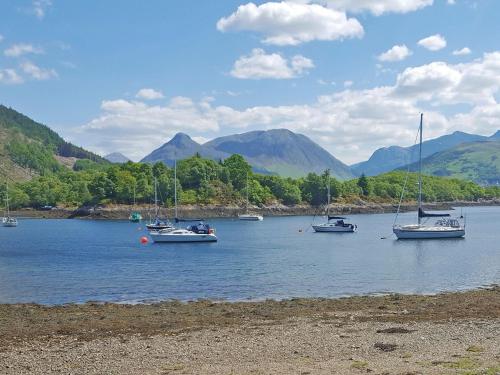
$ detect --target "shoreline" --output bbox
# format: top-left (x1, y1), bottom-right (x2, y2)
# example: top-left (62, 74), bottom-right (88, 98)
top-left (1, 287), bottom-right (499, 374)
top-left (10, 199), bottom-right (500, 220)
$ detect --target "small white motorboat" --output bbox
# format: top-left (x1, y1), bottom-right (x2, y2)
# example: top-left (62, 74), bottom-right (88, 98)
top-left (150, 224), bottom-right (217, 243)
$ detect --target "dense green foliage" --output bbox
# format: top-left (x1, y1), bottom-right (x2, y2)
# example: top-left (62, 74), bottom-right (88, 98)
top-left (0, 105), bottom-right (107, 163)
top-left (1, 154), bottom-right (499, 210)
top-left (6, 139), bottom-right (61, 175)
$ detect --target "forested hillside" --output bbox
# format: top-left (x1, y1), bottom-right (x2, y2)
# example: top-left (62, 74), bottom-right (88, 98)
top-left (0, 105), bottom-right (107, 180)
top-left (1, 153), bottom-right (498, 210)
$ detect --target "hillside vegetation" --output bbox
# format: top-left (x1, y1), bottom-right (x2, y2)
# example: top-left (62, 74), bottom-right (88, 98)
top-left (1, 154), bottom-right (499, 210)
top-left (419, 140), bottom-right (500, 185)
top-left (0, 105), bottom-right (107, 180)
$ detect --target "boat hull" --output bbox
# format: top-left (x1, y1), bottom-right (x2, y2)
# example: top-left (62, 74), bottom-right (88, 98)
top-left (238, 215), bottom-right (263, 221)
top-left (150, 232), bottom-right (217, 243)
top-left (393, 227), bottom-right (465, 239)
top-left (312, 224), bottom-right (356, 233)
top-left (2, 218), bottom-right (18, 227)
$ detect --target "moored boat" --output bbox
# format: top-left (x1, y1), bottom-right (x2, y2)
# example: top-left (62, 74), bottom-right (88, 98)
top-left (150, 160), bottom-right (218, 243)
top-left (393, 114), bottom-right (465, 239)
top-left (238, 173), bottom-right (263, 221)
top-left (312, 172), bottom-right (356, 233)
top-left (2, 184), bottom-right (18, 227)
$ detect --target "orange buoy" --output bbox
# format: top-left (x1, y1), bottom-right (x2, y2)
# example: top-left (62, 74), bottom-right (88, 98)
top-left (140, 236), bottom-right (149, 244)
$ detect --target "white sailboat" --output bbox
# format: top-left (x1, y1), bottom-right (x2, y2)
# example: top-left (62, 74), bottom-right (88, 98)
top-left (150, 161), bottom-right (217, 243)
top-left (393, 114), bottom-right (465, 239)
top-left (146, 177), bottom-right (175, 232)
top-left (2, 184), bottom-right (18, 227)
top-left (239, 173), bottom-right (263, 221)
top-left (312, 175), bottom-right (356, 233)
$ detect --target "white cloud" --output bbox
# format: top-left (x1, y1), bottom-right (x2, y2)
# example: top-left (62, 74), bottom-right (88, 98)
top-left (378, 44), bottom-right (412, 62)
top-left (4, 43), bottom-right (44, 57)
top-left (453, 47), bottom-right (471, 56)
top-left (323, 0), bottom-right (434, 15)
top-left (20, 61), bottom-right (57, 80)
top-left (0, 68), bottom-right (24, 84)
top-left (136, 88), bottom-right (165, 100)
top-left (71, 51), bottom-right (500, 164)
top-left (447, 0), bottom-right (456, 4)
top-left (32, 0), bottom-right (52, 19)
top-left (230, 48), bottom-right (314, 79)
top-left (343, 80), bottom-right (353, 87)
top-left (217, 2), bottom-right (364, 46)
top-left (417, 34), bottom-right (447, 51)
top-left (0, 35), bottom-right (4, 43)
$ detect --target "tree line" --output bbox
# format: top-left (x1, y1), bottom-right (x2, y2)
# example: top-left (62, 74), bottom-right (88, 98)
top-left (1, 154), bottom-right (499, 210)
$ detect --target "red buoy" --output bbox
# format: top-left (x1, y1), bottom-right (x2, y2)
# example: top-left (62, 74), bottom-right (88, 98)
top-left (140, 236), bottom-right (149, 244)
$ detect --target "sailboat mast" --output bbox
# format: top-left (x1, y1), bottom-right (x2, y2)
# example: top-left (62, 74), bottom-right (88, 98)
top-left (5, 183), bottom-right (10, 217)
top-left (154, 177), bottom-right (158, 217)
top-left (174, 160), bottom-right (178, 219)
top-left (246, 172), bottom-right (249, 213)
top-left (418, 113), bottom-right (423, 225)
top-left (327, 172), bottom-right (330, 216)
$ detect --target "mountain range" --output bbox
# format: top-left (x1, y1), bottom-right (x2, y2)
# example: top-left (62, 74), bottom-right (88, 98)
top-left (351, 131), bottom-right (499, 176)
top-left (141, 129), bottom-right (354, 180)
top-left (1, 104), bottom-right (498, 185)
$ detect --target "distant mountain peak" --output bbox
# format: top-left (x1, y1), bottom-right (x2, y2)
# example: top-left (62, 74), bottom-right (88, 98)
top-left (105, 152), bottom-right (130, 163)
top-left (168, 132), bottom-right (198, 146)
top-left (490, 130), bottom-right (500, 139)
top-left (142, 128), bottom-right (353, 179)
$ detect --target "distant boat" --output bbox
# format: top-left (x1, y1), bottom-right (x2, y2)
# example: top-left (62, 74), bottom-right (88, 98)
top-left (129, 184), bottom-right (142, 223)
top-left (312, 173), bottom-right (356, 233)
top-left (150, 160), bottom-right (218, 243)
top-left (2, 183), bottom-right (18, 227)
top-left (393, 114), bottom-right (465, 239)
top-left (146, 177), bottom-right (175, 232)
top-left (238, 173), bottom-right (263, 221)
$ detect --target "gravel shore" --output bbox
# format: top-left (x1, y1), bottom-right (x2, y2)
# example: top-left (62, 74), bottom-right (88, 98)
top-left (1, 287), bottom-right (499, 374)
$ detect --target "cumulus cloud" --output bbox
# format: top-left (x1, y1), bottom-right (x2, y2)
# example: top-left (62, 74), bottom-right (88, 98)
top-left (323, 0), bottom-right (434, 15)
top-left (0, 35), bottom-right (4, 43)
top-left (70, 52), bottom-right (500, 163)
top-left (453, 47), bottom-right (471, 56)
top-left (230, 48), bottom-right (314, 79)
top-left (4, 43), bottom-right (44, 57)
top-left (0, 68), bottom-right (24, 84)
top-left (217, 2), bottom-right (364, 46)
top-left (20, 61), bottom-right (57, 80)
top-left (417, 34), bottom-right (447, 51)
top-left (136, 88), bottom-right (165, 100)
top-left (378, 44), bottom-right (412, 62)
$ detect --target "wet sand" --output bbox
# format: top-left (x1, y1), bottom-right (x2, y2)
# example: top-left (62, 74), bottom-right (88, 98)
top-left (1, 287), bottom-right (499, 374)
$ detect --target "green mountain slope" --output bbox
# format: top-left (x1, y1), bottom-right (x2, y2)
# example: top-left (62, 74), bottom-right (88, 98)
top-left (0, 105), bottom-right (107, 181)
top-left (352, 131), bottom-right (491, 176)
top-left (404, 140), bottom-right (500, 185)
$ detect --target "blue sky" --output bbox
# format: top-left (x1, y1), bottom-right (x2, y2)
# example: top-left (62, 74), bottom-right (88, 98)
top-left (1, 0), bottom-right (499, 163)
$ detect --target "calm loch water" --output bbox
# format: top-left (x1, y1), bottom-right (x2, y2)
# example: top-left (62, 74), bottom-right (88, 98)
top-left (0, 206), bottom-right (498, 305)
